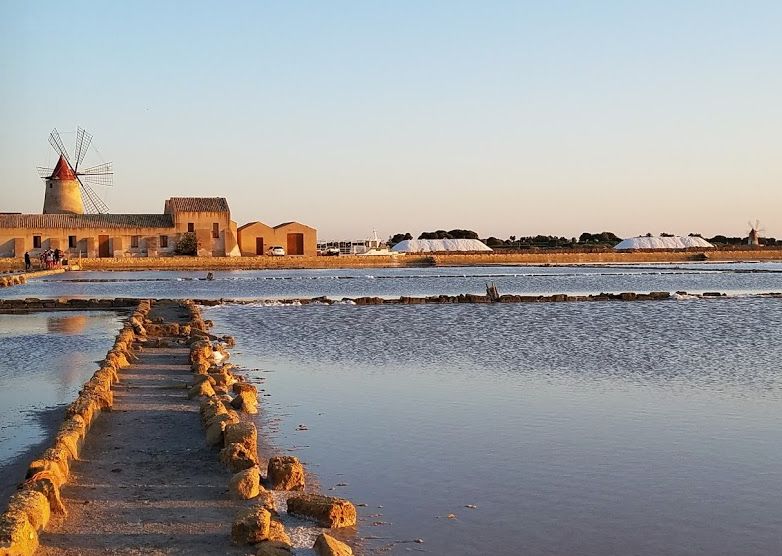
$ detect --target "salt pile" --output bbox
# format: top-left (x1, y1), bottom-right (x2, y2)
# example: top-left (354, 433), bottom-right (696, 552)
top-left (391, 239), bottom-right (492, 253)
top-left (614, 236), bottom-right (714, 250)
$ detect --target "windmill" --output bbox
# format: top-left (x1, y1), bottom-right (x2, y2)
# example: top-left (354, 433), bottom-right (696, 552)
top-left (37, 127), bottom-right (113, 214)
top-left (747, 219), bottom-right (764, 246)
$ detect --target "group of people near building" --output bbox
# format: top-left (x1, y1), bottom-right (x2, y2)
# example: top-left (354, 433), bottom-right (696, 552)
top-left (24, 249), bottom-right (65, 270)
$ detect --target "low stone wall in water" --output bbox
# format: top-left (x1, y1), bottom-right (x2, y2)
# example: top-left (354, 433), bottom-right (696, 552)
top-left (0, 297), bottom-right (139, 313)
top-left (0, 269), bottom-right (65, 289)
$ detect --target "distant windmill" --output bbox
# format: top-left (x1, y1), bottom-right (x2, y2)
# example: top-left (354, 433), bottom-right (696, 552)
top-left (747, 219), bottom-right (765, 246)
top-left (37, 127), bottom-right (113, 214)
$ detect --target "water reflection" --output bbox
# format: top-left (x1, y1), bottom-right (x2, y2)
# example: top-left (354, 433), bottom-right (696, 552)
top-left (46, 314), bottom-right (88, 334)
top-left (0, 310), bottom-right (122, 504)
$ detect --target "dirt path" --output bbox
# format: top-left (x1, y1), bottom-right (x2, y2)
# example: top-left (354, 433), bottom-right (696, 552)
top-left (38, 301), bottom-right (249, 555)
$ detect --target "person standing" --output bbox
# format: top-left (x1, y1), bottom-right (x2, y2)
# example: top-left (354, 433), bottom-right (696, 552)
top-left (24, 251), bottom-right (31, 271)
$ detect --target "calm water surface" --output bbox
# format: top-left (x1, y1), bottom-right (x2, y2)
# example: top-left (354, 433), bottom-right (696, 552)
top-left (2, 262), bottom-right (782, 300)
top-left (2, 265), bottom-right (781, 554)
top-left (207, 298), bottom-right (782, 555)
top-left (0, 311), bottom-right (123, 503)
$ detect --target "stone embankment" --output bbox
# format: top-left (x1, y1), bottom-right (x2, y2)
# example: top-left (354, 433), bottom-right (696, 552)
top-left (0, 269), bottom-right (64, 289)
top-left (0, 299), bottom-right (358, 555)
top-left (195, 290), bottom-right (782, 307)
top-left (194, 290), bottom-right (715, 307)
top-left (0, 298), bottom-right (139, 314)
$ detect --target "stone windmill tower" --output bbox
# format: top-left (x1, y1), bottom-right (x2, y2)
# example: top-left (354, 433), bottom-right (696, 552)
top-left (747, 220), bottom-right (764, 246)
top-left (44, 155), bottom-right (83, 214)
top-left (38, 127), bottom-right (113, 214)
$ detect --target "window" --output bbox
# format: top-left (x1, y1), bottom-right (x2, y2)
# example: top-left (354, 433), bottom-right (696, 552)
top-left (33, 235), bottom-right (41, 248)
top-left (68, 235), bottom-right (77, 248)
top-left (160, 235), bottom-right (168, 248)
top-left (187, 223), bottom-right (195, 233)
top-left (212, 223), bottom-right (220, 239)
top-left (131, 235), bottom-right (140, 248)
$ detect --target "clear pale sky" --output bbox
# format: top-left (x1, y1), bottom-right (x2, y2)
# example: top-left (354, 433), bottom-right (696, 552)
top-left (1, 1), bottom-right (780, 240)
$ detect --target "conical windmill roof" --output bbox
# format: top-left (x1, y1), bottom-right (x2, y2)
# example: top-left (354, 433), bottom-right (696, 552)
top-left (50, 155), bottom-right (76, 180)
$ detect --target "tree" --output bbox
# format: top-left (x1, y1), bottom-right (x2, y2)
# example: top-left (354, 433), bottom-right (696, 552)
top-left (485, 236), bottom-right (504, 247)
top-left (388, 232), bottom-right (412, 247)
top-left (175, 232), bottom-right (197, 255)
top-left (418, 229), bottom-right (480, 240)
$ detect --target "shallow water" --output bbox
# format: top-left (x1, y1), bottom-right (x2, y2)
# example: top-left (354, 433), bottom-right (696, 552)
top-left (206, 298), bottom-right (782, 555)
top-left (0, 311), bottom-right (123, 503)
top-left (2, 262), bottom-right (782, 300)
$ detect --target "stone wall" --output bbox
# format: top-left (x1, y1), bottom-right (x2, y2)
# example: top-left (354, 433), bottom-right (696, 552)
top-left (0, 269), bottom-right (65, 288)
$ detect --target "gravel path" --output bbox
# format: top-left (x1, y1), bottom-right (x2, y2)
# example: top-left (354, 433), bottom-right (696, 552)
top-left (38, 302), bottom-right (249, 555)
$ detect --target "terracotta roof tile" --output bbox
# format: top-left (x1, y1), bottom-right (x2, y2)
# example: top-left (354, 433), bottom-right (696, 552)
top-left (166, 197), bottom-right (230, 213)
top-left (0, 213), bottom-right (174, 229)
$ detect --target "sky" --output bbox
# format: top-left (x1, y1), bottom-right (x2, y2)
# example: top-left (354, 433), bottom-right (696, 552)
top-left (1, 1), bottom-right (780, 241)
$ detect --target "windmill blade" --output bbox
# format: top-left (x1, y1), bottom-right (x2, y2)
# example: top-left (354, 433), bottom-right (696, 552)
top-left (48, 128), bottom-right (72, 166)
top-left (80, 173), bottom-right (113, 187)
top-left (74, 127), bottom-right (93, 171)
top-left (76, 176), bottom-right (110, 214)
top-left (79, 161), bottom-right (113, 176)
top-left (78, 161), bottom-right (113, 186)
top-left (37, 166), bottom-right (53, 178)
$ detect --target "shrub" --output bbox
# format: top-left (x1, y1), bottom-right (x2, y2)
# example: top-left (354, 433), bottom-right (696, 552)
top-left (175, 232), bottom-right (197, 255)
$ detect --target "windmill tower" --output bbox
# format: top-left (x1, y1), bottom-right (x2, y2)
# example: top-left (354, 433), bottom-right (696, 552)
top-left (747, 220), bottom-right (764, 246)
top-left (38, 127), bottom-right (113, 214)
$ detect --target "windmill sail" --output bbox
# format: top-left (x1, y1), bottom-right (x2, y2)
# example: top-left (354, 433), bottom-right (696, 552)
top-left (74, 127), bottom-right (92, 171)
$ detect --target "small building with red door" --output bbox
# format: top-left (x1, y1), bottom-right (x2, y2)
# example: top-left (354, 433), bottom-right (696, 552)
top-left (237, 221), bottom-right (317, 256)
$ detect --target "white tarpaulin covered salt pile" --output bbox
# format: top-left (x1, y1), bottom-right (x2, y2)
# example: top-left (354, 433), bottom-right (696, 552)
top-left (391, 239), bottom-right (493, 253)
top-left (614, 236), bottom-right (715, 250)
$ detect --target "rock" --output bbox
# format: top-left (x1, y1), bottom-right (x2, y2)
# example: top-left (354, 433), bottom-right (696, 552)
top-left (39, 446), bottom-right (71, 482)
top-left (224, 422), bottom-right (258, 454)
top-left (220, 443), bottom-right (259, 473)
top-left (26, 459), bottom-right (66, 488)
top-left (192, 360), bottom-right (210, 374)
top-left (54, 428), bottom-right (82, 460)
top-left (230, 390), bottom-right (258, 414)
top-left (205, 410), bottom-right (239, 429)
top-left (232, 382), bottom-right (257, 395)
top-left (266, 456), bottom-right (304, 491)
top-left (287, 494), bottom-right (356, 528)
top-left (24, 472), bottom-right (66, 515)
top-left (267, 518), bottom-right (291, 544)
top-left (255, 490), bottom-right (277, 514)
top-left (205, 420), bottom-right (227, 447)
top-left (231, 505), bottom-right (271, 545)
top-left (189, 340), bottom-right (213, 373)
top-left (191, 374), bottom-right (216, 387)
top-left (0, 509), bottom-right (38, 556)
top-left (256, 540), bottom-right (292, 556)
top-left (313, 533), bottom-right (353, 556)
top-left (199, 396), bottom-right (228, 424)
top-left (229, 466), bottom-right (262, 500)
top-left (187, 380), bottom-right (216, 399)
top-left (6, 490), bottom-right (50, 531)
